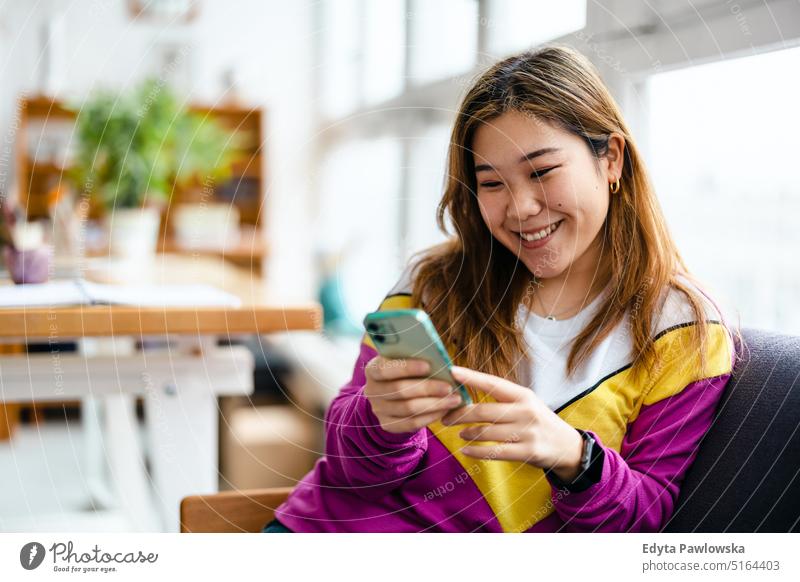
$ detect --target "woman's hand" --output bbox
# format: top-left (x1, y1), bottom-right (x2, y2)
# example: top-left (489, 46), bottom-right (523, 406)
top-left (364, 356), bottom-right (464, 434)
top-left (441, 365), bottom-right (584, 481)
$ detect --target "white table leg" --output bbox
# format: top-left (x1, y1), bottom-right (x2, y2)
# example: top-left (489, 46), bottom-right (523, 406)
top-left (103, 393), bottom-right (161, 531)
top-left (143, 378), bottom-right (219, 532)
top-left (80, 396), bottom-right (116, 511)
top-left (79, 337), bottom-right (158, 530)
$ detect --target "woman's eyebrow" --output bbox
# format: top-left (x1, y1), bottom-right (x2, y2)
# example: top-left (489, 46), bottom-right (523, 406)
top-left (474, 147), bottom-right (561, 173)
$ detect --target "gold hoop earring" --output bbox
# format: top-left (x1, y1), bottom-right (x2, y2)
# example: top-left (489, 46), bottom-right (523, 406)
top-left (610, 178), bottom-right (620, 193)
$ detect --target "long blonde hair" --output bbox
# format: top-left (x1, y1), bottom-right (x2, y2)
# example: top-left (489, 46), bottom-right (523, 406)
top-left (410, 44), bottom-right (732, 388)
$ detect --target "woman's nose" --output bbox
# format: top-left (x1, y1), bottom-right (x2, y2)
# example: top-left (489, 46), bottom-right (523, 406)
top-left (506, 184), bottom-right (545, 221)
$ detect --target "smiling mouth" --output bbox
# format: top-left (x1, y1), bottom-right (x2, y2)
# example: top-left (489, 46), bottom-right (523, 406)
top-left (514, 219), bottom-right (564, 242)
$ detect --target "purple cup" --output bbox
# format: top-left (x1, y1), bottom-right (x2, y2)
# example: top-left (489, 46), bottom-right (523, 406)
top-left (3, 245), bottom-right (53, 285)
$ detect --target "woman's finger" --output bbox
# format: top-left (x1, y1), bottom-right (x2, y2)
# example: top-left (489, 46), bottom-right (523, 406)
top-left (381, 408), bottom-right (454, 434)
top-left (380, 394), bottom-right (463, 418)
top-left (458, 423), bottom-right (522, 444)
top-left (440, 402), bottom-right (521, 426)
top-left (450, 365), bottom-right (529, 402)
top-left (380, 378), bottom-right (453, 400)
top-left (366, 356), bottom-right (431, 382)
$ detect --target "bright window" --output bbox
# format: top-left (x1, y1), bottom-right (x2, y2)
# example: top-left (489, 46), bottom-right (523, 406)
top-left (648, 46), bottom-right (800, 334)
top-left (319, 0), bottom-right (361, 118)
top-left (363, 0), bottom-right (406, 104)
top-left (485, 0), bottom-right (586, 56)
top-left (408, 0), bottom-right (479, 84)
top-left (316, 137), bottom-right (403, 320)
top-left (404, 123), bottom-right (452, 262)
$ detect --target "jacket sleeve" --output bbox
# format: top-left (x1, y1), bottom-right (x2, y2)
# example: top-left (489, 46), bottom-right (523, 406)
top-left (547, 368), bottom-right (732, 532)
top-left (321, 336), bottom-right (429, 501)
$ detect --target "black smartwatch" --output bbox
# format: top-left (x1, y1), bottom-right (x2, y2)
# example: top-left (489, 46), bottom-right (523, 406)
top-left (545, 429), bottom-right (605, 493)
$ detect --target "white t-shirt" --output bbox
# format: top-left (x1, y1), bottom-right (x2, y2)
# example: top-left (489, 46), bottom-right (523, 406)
top-left (515, 284), bottom-right (632, 411)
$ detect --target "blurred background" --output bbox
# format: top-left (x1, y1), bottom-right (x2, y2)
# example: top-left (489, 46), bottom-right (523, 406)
top-left (1, 0), bottom-right (799, 531)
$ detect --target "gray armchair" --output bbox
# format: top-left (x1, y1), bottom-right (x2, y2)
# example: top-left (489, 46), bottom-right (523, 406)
top-left (664, 328), bottom-right (800, 532)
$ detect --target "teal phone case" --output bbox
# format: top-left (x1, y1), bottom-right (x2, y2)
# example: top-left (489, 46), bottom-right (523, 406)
top-left (363, 309), bottom-right (472, 406)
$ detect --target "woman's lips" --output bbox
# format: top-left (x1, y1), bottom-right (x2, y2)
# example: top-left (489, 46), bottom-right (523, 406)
top-left (516, 219), bottom-right (563, 250)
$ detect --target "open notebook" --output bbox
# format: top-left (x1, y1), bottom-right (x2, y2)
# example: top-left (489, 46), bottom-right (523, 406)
top-left (0, 279), bottom-right (242, 308)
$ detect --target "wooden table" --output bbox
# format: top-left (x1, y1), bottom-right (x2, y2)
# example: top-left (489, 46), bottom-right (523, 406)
top-left (0, 254), bottom-right (321, 532)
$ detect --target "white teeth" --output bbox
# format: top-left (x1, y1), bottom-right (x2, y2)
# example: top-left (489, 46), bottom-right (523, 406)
top-left (519, 220), bottom-right (561, 242)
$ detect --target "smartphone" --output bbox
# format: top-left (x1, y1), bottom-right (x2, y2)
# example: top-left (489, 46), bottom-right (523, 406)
top-left (363, 309), bottom-right (472, 407)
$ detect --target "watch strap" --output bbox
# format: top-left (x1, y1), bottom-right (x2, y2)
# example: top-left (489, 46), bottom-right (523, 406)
top-left (545, 429), bottom-right (605, 493)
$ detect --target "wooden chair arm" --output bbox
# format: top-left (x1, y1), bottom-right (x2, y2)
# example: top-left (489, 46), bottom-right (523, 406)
top-left (180, 487), bottom-right (294, 533)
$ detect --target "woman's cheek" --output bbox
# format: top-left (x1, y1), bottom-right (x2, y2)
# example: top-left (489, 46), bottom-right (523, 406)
top-left (477, 195), bottom-right (506, 234)
top-left (476, 194), bottom-right (493, 226)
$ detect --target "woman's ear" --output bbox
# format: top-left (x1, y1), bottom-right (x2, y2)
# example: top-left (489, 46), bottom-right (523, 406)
top-left (605, 132), bottom-right (626, 181)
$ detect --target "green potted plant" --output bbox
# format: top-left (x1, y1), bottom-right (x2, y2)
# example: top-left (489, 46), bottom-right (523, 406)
top-left (70, 79), bottom-right (243, 258)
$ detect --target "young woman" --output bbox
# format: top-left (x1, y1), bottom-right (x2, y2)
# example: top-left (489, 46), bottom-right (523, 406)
top-left (265, 44), bottom-right (738, 533)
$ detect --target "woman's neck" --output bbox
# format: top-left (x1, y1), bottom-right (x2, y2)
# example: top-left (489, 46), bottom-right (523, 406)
top-left (525, 251), bottom-right (612, 320)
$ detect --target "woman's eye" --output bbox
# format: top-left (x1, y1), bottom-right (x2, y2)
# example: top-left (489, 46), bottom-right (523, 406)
top-left (479, 181), bottom-right (503, 189)
top-left (531, 166), bottom-right (558, 179)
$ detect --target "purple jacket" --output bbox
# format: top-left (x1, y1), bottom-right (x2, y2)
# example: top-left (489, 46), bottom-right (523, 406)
top-left (274, 284), bottom-right (735, 532)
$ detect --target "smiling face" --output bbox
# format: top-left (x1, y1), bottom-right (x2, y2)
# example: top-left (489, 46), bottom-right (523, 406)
top-left (471, 110), bottom-right (621, 285)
